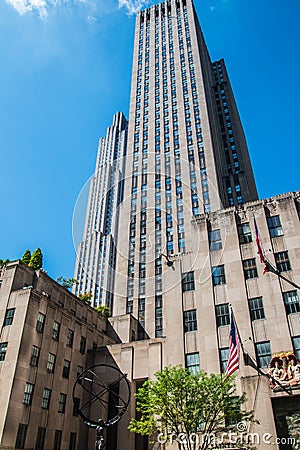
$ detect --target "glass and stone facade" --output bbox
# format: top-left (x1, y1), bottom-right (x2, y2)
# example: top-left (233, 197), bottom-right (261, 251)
top-left (74, 112), bottom-right (128, 309)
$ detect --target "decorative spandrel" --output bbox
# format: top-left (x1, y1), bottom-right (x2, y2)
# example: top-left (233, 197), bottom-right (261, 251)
top-left (269, 352), bottom-right (300, 391)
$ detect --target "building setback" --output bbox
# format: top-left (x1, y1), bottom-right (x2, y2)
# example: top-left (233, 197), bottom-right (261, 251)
top-left (0, 261), bottom-right (114, 450)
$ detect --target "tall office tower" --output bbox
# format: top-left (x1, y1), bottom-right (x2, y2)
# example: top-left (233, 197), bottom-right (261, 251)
top-left (113, 0), bottom-right (257, 322)
top-left (74, 112), bottom-right (128, 308)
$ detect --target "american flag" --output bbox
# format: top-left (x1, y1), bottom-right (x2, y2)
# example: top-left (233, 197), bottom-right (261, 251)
top-left (254, 217), bottom-right (268, 274)
top-left (225, 311), bottom-right (240, 379)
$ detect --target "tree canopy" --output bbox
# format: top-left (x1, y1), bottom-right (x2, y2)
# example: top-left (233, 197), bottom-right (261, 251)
top-left (29, 248), bottom-right (43, 270)
top-left (128, 365), bottom-right (256, 450)
top-left (21, 249), bottom-right (31, 265)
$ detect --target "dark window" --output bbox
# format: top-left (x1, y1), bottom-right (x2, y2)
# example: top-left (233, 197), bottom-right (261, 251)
top-left (67, 329), bottom-right (74, 348)
top-left (41, 388), bottom-right (51, 409)
top-left (52, 321), bottom-right (60, 340)
top-left (77, 365), bottom-right (83, 379)
top-left (15, 424), bottom-right (28, 449)
top-left (184, 309), bottom-right (197, 332)
top-left (267, 215), bottom-right (283, 238)
top-left (215, 304), bottom-right (230, 326)
top-left (243, 258), bottom-right (258, 280)
top-left (35, 427), bottom-right (46, 450)
top-left (249, 297), bottom-right (265, 321)
top-left (209, 229), bottom-right (222, 251)
top-left (69, 433), bottom-right (77, 450)
top-left (58, 393), bottom-right (66, 413)
top-left (225, 397), bottom-right (241, 427)
top-left (80, 336), bottom-right (86, 354)
top-left (30, 345), bottom-right (40, 367)
top-left (255, 341), bottom-right (272, 368)
top-left (4, 308), bottom-right (15, 326)
top-left (23, 383), bottom-right (34, 405)
top-left (283, 291), bottom-right (300, 314)
top-left (36, 312), bottom-right (45, 333)
top-left (73, 397), bottom-right (80, 417)
top-left (212, 265), bottom-right (226, 286)
top-left (47, 353), bottom-right (56, 373)
top-left (292, 336), bottom-right (300, 361)
top-left (0, 342), bottom-right (8, 361)
top-left (53, 430), bottom-right (62, 450)
top-left (219, 348), bottom-right (229, 372)
top-left (155, 295), bottom-right (163, 338)
top-left (185, 352), bottom-right (200, 374)
top-left (237, 222), bottom-right (252, 244)
top-left (62, 360), bottom-right (70, 379)
top-left (275, 251), bottom-right (291, 272)
top-left (182, 271), bottom-right (195, 292)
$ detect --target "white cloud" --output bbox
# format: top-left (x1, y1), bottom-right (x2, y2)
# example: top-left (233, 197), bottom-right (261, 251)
top-left (5, 0), bottom-right (151, 19)
top-left (118, 0), bottom-right (150, 15)
top-left (5, 0), bottom-right (48, 17)
top-left (5, 0), bottom-right (92, 18)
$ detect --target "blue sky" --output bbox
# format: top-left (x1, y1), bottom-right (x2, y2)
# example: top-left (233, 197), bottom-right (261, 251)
top-left (0, 0), bottom-right (299, 280)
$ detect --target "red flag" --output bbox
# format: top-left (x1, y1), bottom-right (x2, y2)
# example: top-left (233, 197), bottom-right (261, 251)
top-left (225, 311), bottom-right (240, 379)
top-left (254, 218), bottom-right (268, 274)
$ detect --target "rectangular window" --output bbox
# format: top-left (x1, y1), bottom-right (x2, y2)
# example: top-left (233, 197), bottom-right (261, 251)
top-left (275, 251), bottom-right (291, 272)
top-left (53, 430), bottom-right (62, 450)
top-left (249, 297), bottom-right (265, 321)
top-left (267, 215), bottom-right (284, 238)
top-left (4, 308), bottom-right (15, 326)
top-left (212, 265), bottom-right (226, 286)
top-left (0, 342), bottom-right (8, 361)
top-left (237, 222), bottom-right (252, 244)
top-left (35, 426), bottom-right (46, 450)
top-left (36, 312), bottom-right (45, 333)
top-left (67, 329), bottom-right (74, 348)
top-left (73, 397), bottom-right (80, 417)
top-left (182, 271), bottom-right (195, 292)
top-left (219, 348), bottom-right (229, 373)
top-left (30, 345), bottom-right (40, 367)
top-left (58, 393), bottom-right (66, 413)
top-left (69, 433), bottom-right (77, 450)
top-left (80, 336), bottom-right (86, 354)
top-left (292, 336), bottom-right (300, 361)
top-left (209, 229), bottom-right (222, 251)
top-left (41, 388), bottom-right (51, 409)
top-left (215, 304), bottom-right (230, 326)
top-left (283, 291), bottom-right (300, 314)
top-left (155, 295), bottom-right (163, 338)
top-left (15, 423), bottom-right (28, 449)
top-left (52, 321), bottom-right (60, 340)
top-left (47, 353), bottom-right (56, 373)
top-left (77, 365), bottom-right (84, 379)
top-left (23, 382), bottom-right (34, 405)
top-left (184, 309), bottom-right (197, 332)
top-left (243, 258), bottom-right (258, 280)
top-left (186, 352), bottom-right (200, 374)
top-left (62, 360), bottom-right (71, 379)
top-left (255, 341), bottom-right (272, 368)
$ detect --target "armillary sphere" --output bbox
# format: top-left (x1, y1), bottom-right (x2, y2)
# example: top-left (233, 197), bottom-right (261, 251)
top-left (72, 364), bottom-right (131, 450)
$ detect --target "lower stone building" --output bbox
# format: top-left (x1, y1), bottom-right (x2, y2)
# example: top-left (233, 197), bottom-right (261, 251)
top-left (0, 261), bottom-right (114, 450)
top-left (99, 191), bottom-right (300, 450)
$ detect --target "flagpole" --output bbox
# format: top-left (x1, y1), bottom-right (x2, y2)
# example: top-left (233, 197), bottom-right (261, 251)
top-left (230, 305), bottom-right (293, 395)
top-left (253, 216), bottom-right (300, 289)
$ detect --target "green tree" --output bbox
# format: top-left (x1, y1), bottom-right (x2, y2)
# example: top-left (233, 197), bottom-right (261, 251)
top-left (29, 248), bottom-right (43, 270)
top-left (21, 249), bottom-right (31, 265)
top-left (78, 292), bottom-right (93, 305)
top-left (56, 277), bottom-right (78, 291)
top-left (128, 366), bottom-right (256, 450)
top-left (95, 305), bottom-right (110, 317)
top-left (0, 259), bottom-right (10, 268)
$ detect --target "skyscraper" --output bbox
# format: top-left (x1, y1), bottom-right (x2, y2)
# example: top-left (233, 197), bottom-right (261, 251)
top-left (74, 112), bottom-right (127, 308)
top-left (74, 1), bottom-right (300, 448)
